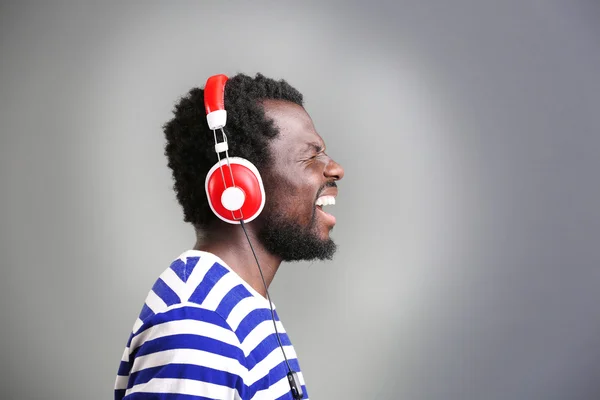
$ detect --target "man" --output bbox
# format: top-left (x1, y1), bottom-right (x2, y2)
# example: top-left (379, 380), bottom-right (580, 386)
top-left (114, 73), bottom-right (344, 399)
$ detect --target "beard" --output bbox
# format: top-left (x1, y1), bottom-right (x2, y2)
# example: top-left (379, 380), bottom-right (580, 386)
top-left (257, 207), bottom-right (337, 262)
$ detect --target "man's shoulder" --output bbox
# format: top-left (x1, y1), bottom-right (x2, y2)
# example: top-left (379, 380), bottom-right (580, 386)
top-left (132, 250), bottom-right (261, 332)
top-left (128, 302), bottom-right (242, 352)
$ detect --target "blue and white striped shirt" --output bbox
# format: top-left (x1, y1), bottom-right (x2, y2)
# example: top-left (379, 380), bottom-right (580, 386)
top-left (114, 250), bottom-right (309, 399)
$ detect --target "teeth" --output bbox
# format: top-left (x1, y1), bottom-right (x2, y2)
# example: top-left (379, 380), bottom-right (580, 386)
top-left (316, 195), bottom-right (336, 207)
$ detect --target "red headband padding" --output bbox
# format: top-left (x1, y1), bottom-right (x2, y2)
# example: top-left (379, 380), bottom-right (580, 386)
top-left (204, 74), bottom-right (228, 115)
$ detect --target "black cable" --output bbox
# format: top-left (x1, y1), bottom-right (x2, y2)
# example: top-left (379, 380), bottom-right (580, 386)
top-left (239, 219), bottom-right (303, 399)
top-left (238, 219), bottom-right (294, 372)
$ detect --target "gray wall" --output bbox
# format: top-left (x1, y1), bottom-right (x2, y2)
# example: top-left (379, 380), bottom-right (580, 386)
top-left (1, 1), bottom-right (599, 399)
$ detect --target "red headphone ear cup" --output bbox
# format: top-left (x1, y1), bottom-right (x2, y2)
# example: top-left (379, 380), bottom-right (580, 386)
top-left (205, 157), bottom-right (266, 224)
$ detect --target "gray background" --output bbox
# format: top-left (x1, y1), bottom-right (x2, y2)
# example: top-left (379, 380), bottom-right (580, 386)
top-left (1, 1), bottom-right (599, 399)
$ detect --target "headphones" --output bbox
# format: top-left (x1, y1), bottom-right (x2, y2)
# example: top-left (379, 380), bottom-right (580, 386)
top-left (203, 74), bottom-right (266, 224)
top-left (203, 74), bottom-right (304, 399)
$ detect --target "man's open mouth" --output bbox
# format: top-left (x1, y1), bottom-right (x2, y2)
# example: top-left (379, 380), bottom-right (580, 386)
top-left (315, 195), bottom-right (335, 208)
top-left (315, 195), bottom-right (336, 225)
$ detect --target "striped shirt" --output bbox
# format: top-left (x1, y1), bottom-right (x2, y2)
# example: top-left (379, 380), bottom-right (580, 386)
top-left (114, 250), bottom-right (309, 399)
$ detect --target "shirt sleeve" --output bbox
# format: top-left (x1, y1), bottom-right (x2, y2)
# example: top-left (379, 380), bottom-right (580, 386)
top-left (118, 303), bottom-right (250, 400)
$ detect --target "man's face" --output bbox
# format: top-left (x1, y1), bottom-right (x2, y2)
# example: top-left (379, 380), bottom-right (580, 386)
top-left (256, 100), bottom-right (345, 261)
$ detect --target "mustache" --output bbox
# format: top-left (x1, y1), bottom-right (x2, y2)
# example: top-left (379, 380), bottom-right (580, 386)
top-left (316, 181), bottom-right (338, 199)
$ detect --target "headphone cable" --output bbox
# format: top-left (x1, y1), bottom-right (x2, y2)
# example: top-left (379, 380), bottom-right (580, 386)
top-left (239, 219), bottom-right (303, 399)
top-left (239, 219), bottom-right (293, 371)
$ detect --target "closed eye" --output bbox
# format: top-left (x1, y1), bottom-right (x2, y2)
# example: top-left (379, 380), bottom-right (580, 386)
top-left (311, 150), bottom-right (326, 160)
top-left (300, 142), bottom-right (326, 162)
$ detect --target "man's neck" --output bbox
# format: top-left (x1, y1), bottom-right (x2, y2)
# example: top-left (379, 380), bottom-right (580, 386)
top-left (193, 225), bottom-right (282, 299)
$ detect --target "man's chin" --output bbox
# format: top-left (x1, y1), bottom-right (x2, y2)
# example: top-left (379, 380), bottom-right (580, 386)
top-left (279, 239), bottom-right (337, 262)
top-left (257, 221), bottom-right (337, 262)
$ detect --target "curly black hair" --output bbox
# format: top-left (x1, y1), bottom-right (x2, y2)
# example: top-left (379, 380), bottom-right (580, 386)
top-left (163, 73), bottom-right (304, 230)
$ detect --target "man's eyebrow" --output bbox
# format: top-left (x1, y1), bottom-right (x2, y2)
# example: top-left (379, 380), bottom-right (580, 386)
top-left (303, 142), bottom-right (325, 153)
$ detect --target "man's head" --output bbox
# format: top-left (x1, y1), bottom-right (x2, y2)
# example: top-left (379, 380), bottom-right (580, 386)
top-left (164, 73), bottom-right (344, 261)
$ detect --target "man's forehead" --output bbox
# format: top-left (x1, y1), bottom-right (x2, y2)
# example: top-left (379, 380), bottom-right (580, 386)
top-left (262, 99), bottom-right (323, 144)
